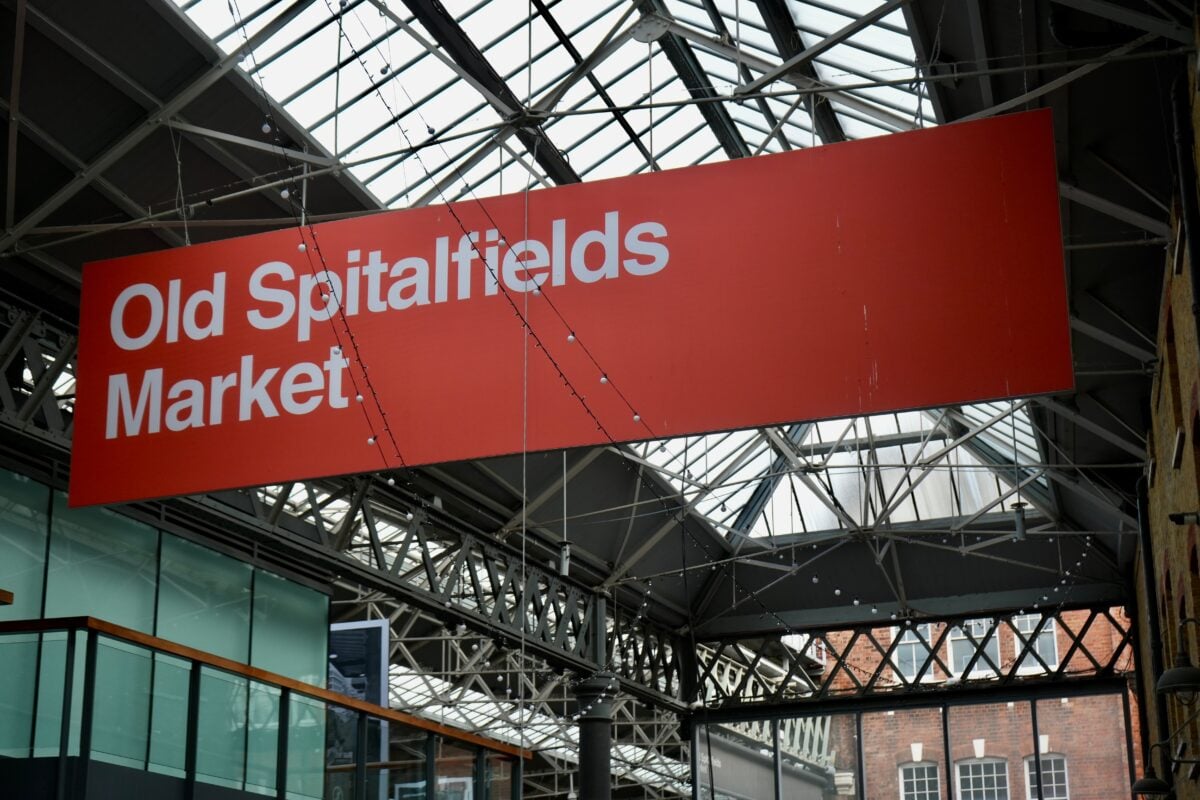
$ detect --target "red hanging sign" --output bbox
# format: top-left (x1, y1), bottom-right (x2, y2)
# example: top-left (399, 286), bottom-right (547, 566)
top-left (70, 110), bottom-right (1071, 506)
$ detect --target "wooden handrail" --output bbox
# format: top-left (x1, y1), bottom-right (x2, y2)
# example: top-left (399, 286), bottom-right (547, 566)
top-left (0, 616), bottom-right (529, 760)
top-left (0, 588), bottom-right (12, 606)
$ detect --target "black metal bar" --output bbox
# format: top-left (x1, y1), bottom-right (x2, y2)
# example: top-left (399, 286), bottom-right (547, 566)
top-left (855, 711), bottom-right (865, 800)
top-left (183, 661), bottom-right (202, 800)
top-left (1122, 683), bottom-right (1137, 793)
top-left (754, 0), bottom-right (845, 143)
top-left (942, 704), bottom-right (955, 800)
top-left (275, 687), bottom-right (290, 799)
top-left (1137, 476), bottom-right (1173, 784)
top-left (75, 627), bottom-right (98, 794)
top-left (512, 752), bottom-right (522, 800)
top-left (398, 0), bottom-right (580, 185)
top-left (771, 719), bottom-right (782, 800)
top-left (691, 675), bottom-right (1133, 723)
top-left (638, 0), bottom-right (751, 159)
top-left (1030, 698), bottom-right (1044, 800)
top-left (54, 629), bottom-right (77, 800)
top-left (355, 711), bottom-right (368, 800)
top-left (426, 732), bottom-right (436, 800)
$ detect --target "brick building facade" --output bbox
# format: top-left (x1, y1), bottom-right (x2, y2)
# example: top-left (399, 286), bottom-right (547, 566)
top-left (1133, 56), bottom-right (1200, 800)
top-left (820, 611), bottom-right (1136, 799)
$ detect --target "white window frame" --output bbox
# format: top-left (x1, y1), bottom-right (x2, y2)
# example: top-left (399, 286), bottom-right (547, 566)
top-left (1024, 754), bottom-right (1069, 800)
top-left (899, 761), bottom-right (941, 800)
top-left (893, 623), bottom-right (937, 682)
top-left (1013, 615), bottom-right (1058, 674)
top-left (948, 619), bottom-right (1001, 677)
top-left (956, 758), bottom-right (1010, 800)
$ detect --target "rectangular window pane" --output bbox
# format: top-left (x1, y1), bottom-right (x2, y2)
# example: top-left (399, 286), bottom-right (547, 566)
top-left (0, 469), bottom-right (49, 622)
top-left (195, 667), bottom-right (247, 789)
top-left (148, 653), bottom-right (191, 777)
top-left (252, 569), bottom-right (328, 686)
top-left (287, 694), bottom-right (326, 800)
top-left (45, 492), bottom-right (157, 631)
top-left (90, 636), bottom-right (153, 768)
top-left (0, 632), bottom-right (39, 756)
top-left (245, 682), bottom-right (281, 795)
top-left (157, 533), bottom-right (252, 661)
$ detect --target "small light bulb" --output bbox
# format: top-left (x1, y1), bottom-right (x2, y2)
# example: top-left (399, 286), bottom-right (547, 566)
top-left (355, 394), bottom-right (364, 403)
top-left (261, 121), bottom-right (271, 134)
top-left (600, 375), bottom-right (608, 384)
top-left (633, 414), bottom-right (641, 422)
top-left (297, 242), bottom-right (306, 252)
top-left (281, 188), bottom-right (290, 199)
top-left (387, 478), bottom-right (395, 486)
top-left (811, 575), bottom-right (819, 584)
top-left (834, 588), bottom-right (841, 596)
top-left (380, 64), bottom-right (390, 75)
top-left (567, 332), bottom-right (575, 343)
top-left (853, 598), bottom-right (861, 606)
top-left (367, 436), bottom-right (376, 445)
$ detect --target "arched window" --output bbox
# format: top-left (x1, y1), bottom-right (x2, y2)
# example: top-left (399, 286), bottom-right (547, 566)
top-left (899, 761), bottom-right (940, 800)
top-left (1024, 754), bottom-right (1068, 800)
top-left (956, 758), bottom-right (1009, 800)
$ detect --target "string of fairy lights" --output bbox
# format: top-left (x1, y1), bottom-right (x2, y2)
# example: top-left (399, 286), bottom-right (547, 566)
top-left (177, 0), bottom-right (1129, 745)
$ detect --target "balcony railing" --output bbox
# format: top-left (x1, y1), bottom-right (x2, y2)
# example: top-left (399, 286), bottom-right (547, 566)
top-left (0, 616), bottom-right (524, 800)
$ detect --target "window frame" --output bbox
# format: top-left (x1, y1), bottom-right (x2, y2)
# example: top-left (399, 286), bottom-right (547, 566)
top-left (899, 760), bottom-right (941, 800)
top-left (1012, 615), bottom-right (1058, 674)
top-left (948, 618), bottom-right (1001, 678)
top-left (892, 623), bottom-right (938, 683)
top-left (1024, 754), bottom-right (1069, 800)
top-left (955, 757), bottom-right (1010, 800)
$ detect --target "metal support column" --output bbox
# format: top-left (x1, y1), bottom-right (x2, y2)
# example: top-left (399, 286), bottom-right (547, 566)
top-left (574, 673), bottom-right (617, 800)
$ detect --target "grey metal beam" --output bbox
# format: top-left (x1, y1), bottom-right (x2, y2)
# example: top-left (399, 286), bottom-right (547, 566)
top-left (737, 0), bottom-right (910, 97)
top-left (1059, 181), bottom-right (1171, 237)
top-left (1070, 315), bottom-right (1157, 363)
top-left (4, 0), bottom-right (27, 230)
top-left (960, 33), bottom-right (1155, 122)
top-left (638, 0), bottom-right (751, 159)
top-left (0, 0), bottom-right (316, 254)
top-left (1049, 0), bottom-right (1191, 44)
top-left (167, 120), bottom-right (336, 167)
top-left (965, 0), bottom-right (995, 108)
top-left (1037, 397), bottom-right (1148, 461)
top-left (0, 98), bottom-right (185, 249)
top-left (754, 0), bottom-right (845, 143)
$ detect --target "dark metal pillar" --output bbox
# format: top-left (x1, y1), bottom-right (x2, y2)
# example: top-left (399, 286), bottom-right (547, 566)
top-left (575, 673), bottom-right (616, 800)
top-left (577, 592), bottom-right (615, 800)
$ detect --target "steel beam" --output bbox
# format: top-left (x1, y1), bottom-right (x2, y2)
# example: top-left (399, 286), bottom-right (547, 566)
top-left (397, 0), bottom-right (580, 186)
top-left (4, 0), bottom-right (27, 230)
top-left (638, 1), bottom-right (750, 159)
top-left (753, 0), bottom-right (845, 143)
top-left (1059, 181), bottom-right (1171, 237)
top-left (0, 0), bottom-right (316, 254)
top-left (1049, 0), bottom-right (1191, 44)
top-left (737, 0), bottom-right (910, 98)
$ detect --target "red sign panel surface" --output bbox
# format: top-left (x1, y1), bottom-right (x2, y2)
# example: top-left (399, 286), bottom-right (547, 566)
top-left (71, 110), bottom-right (1071, 506)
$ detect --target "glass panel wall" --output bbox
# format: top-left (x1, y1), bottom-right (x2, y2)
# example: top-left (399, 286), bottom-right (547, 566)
top-left (44, 492), bottom-right (158, 629)
top-left (1034, 695), bottom-right (1130, 799)
top-left (156, 534), bottom-right (252, 660)
top-left (0, 470), bottom-right (47, 757)
top-left (436, 739), bottom-right (478, 799)
top-left (253, 568), bottom-right (329, 686)
top-left (862, 707), bottom-right (948, 800)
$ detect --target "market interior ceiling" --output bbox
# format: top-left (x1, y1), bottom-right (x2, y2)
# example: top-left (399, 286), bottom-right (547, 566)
top-left (0, 0), bottom-right (1185, 636)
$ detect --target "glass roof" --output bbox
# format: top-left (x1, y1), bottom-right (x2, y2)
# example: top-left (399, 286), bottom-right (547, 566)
top-left (182, 0), bottom-right (1051, 544)
top-left (179, 0), bottom-right (936, 207)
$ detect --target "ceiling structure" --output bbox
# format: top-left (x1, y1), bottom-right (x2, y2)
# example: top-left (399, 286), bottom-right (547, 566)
top-left (0, 0), bottom-right (1186, 795)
